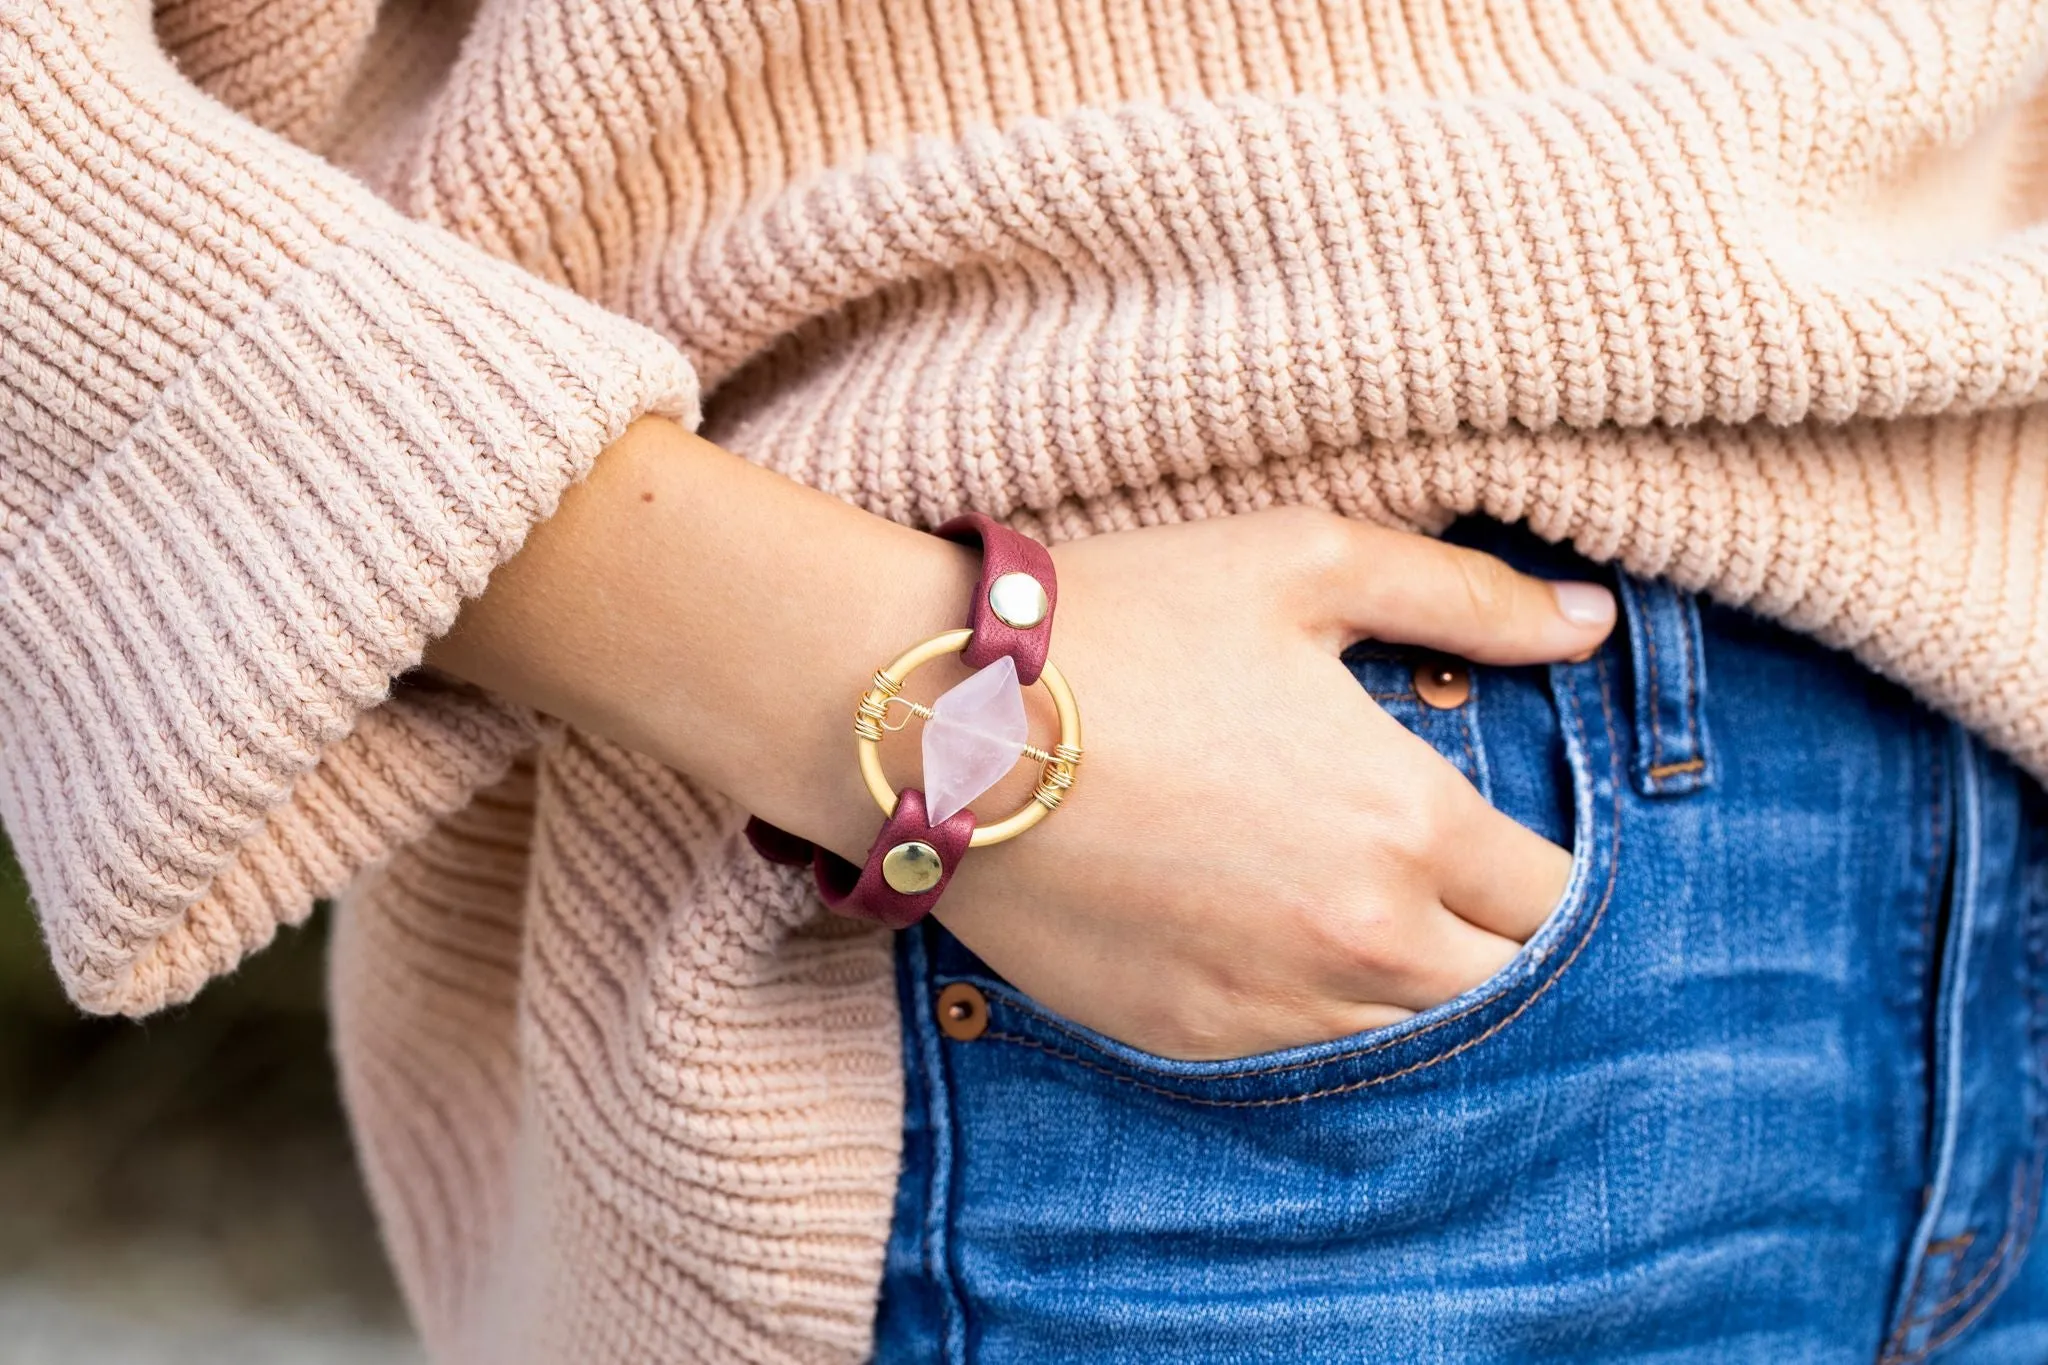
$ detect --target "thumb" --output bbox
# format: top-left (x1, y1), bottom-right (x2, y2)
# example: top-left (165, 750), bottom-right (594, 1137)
top-left (1333, 528), bottom-right (1617, 665)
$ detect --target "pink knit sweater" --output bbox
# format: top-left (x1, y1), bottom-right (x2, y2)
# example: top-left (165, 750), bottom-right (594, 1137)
top-left (5, 0), bottom-right (2047, 1357)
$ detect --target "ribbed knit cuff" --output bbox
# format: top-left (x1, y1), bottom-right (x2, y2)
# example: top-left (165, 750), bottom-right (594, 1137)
top-left (0, 228), bottom-right (700, 1015)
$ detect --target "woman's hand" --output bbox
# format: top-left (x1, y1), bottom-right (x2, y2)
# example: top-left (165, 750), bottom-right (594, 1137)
top-left (428, 421), bottom-right (1615, 1062)
top-left (929, 509), bottom-right (1615, 1060)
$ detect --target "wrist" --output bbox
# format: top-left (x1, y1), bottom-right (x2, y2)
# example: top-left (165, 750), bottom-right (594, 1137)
top-left (746, 511), bottom-right (1080, 927)
top-left (714, 528), bottom-right (979, 862)
top-left (427, 417), bottom-right (978, 862)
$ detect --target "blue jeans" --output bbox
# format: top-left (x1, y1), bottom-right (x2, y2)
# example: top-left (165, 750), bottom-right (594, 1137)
top-left (875, 524), bottom-right (2048, 1363)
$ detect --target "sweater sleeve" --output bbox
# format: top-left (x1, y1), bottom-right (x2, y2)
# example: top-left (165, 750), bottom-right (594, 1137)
top-left (0, 0), bottom-right (701, 1015)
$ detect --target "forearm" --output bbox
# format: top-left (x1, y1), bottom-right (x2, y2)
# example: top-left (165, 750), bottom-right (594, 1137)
top-left (426, 418), bottom-right (976, 860)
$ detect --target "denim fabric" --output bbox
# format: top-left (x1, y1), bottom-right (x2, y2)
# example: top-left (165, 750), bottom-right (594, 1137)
top-left (875, 523), bottom-right (2048, 1364)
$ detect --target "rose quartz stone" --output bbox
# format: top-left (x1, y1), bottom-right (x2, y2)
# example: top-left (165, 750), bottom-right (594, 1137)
top-left (922, 655), bottom-right (1029, 824)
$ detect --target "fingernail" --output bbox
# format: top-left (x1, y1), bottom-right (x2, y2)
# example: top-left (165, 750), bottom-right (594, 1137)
top-left (1551, 581), bottom-right (1615, 628)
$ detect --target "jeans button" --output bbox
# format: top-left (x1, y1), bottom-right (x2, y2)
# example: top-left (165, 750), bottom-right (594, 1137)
top-left (937, 982), bottom-right (989, 1041)
top-left (1414, 660), bottom-right (1472, 709)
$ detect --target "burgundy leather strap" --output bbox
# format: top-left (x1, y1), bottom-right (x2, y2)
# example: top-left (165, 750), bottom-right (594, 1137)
top-left (811, 789), bottom-right (974, 930)
top-left (743, 513), bottom-right (1056, 927)
top-left (937, 513), bottom-right (1057, 686)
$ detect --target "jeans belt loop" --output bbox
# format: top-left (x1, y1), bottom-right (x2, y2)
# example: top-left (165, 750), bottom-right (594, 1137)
top-left (1614, 575), bottom-right (1716, 798)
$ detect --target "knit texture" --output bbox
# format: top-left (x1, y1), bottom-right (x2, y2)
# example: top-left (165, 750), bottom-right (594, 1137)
top-left (4, 0), bottom-right (2047, 1358)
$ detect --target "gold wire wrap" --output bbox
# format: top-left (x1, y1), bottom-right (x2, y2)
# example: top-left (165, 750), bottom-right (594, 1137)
top-left (1034, 743), bottom-right (1083, 810)
top-left (852, 670), bottom-right (904, 742)
top-left (855, 628), bottom-right (1083, 847)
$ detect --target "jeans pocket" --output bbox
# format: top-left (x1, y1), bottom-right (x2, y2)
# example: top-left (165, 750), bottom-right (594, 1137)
top-left (934, 648), bottom-right (1624, 1108)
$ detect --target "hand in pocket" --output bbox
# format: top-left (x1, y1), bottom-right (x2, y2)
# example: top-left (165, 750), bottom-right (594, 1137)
top-left (933, 509), bottom-right (1616, 1061)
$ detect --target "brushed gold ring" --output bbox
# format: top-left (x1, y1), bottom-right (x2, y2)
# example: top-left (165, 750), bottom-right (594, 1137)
top-left (853, 629), bottom-right (1082, 847)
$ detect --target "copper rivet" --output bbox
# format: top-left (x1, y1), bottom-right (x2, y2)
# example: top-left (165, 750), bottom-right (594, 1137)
top-left (935, 982), bottom-right (989, 1042)
top-left (1413, 661), bottom-right (1472, 709)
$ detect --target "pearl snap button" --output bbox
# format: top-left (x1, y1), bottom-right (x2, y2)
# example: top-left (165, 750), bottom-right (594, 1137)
top-left (987, 572), bottom-right (1049, 629)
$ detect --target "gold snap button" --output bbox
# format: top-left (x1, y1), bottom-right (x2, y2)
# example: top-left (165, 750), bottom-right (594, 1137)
top-left (935, 982), bottom-right (989, 1042)
top-left (1413, 660), bottom-right (1472, 709)
top-left (987, 572), bottom-right (1050, 629)
top-left (881, 840), bottom-right (944, 894)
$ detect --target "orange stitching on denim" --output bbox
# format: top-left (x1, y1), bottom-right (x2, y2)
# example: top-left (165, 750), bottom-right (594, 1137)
top-left (977, 660), bottom-right (1623, 1107)
top-left (1914, 1232), bottom-right (1980, 1326)
top-left (1883, 1159), bottom-right (2042, 1361)
top-left (1922, 1233), bottom-right (1992, 1319)
top-left (1881, 1230), bottom-right (1976, 1365)
top-left (1636, 586), bottom-right (1706, 789)
top-left (1918, 1159), bottom-right (2039, 1322)
top-left (992, 945), bottom-right (1521, 1081)
top-left (1881, 1153), bottom-right (2045, 1364)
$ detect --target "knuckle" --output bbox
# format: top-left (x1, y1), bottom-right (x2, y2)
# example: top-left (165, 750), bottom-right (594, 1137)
top-left (1370, 779), bottom-right (1457, 862)
top-left (1306, 901), bottom-right (1402, 980)
top-left (1451, 548), bottom-right (1523, 623)
top-left (1271, 506), bottom-right (1356, 577)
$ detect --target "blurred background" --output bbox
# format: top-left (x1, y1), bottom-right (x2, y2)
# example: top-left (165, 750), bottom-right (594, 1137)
top-left (0, 837), bottom-right (423, 1364)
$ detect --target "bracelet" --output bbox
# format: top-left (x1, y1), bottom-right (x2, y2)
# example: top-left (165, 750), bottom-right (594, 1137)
top-left (744, 514), bottom-right (1083, 928)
